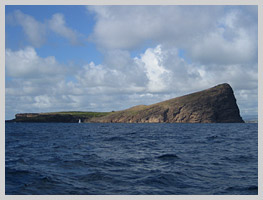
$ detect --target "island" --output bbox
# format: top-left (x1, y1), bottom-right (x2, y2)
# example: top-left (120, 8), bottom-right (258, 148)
top-left (8, 83), bottom-right (244, 123)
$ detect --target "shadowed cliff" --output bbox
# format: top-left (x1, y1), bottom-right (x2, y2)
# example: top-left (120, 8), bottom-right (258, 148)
top-left (10, 83), bottom-right (244, 123)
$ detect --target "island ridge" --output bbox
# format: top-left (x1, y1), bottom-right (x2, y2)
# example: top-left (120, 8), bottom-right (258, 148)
top-left (10, 83), bottom-right (244, 123)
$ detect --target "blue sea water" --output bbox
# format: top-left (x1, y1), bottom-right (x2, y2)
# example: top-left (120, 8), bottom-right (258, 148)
top-left (5, 123), bottom-right (258, 195)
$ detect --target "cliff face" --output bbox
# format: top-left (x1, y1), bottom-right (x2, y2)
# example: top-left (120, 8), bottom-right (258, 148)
top-left (86, 83), bottom-right (244, 123)
top-left (11, 83), bottom-right (244, 123)
top-left (15, 113), bottom-right (82, 123)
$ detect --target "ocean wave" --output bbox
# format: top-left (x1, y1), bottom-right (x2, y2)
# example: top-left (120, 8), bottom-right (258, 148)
top-left (156, 153), bottom-right (180, 160)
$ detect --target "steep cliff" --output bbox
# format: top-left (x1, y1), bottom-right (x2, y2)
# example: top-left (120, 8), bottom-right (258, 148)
top-left (11, 83), bottom-right (244, 123)
top-left (86, 83), bottom-right (244, 123)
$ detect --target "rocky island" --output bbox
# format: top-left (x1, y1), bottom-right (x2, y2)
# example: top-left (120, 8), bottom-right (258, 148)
top-left (8, 83), bottom-right (244, 123)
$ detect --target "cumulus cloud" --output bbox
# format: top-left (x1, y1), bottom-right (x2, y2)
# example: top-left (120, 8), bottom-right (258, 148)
top-left (139, 46), bottom-right (169, 92)
top-left (6, 44), bottom-right (256, 119)
top-left (6, 47), bottom-right (65, 78)
top-left (6, 10), bottom-right (83, 47)
top-left (87, 6), bottom-right (257, 65)
top-left (5, 47), bottom-right (73, 117)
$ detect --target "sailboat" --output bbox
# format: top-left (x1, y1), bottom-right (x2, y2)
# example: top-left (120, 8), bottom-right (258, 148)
top-left (78, 119), bottom-right (81, 123)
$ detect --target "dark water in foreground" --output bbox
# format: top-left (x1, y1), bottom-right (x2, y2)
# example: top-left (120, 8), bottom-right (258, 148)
top-left (5, 123), bottom-right (257, 195)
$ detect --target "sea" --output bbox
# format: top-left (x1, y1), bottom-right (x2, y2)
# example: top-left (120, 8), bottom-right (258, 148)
top-left (5, 123), bottom-right (258, 195)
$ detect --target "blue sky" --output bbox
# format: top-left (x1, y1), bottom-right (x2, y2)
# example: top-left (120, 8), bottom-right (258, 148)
top-left (6, 6), bottom-right (102, 65)
top-left (5, 5), bottom-right (258, 119)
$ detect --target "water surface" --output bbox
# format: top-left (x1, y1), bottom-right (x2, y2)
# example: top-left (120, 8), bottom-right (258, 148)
top-left (5, 123), bottom-right (258, 195)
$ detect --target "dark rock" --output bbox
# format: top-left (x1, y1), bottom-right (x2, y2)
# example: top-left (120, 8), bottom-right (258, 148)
top-left (14, 113), bottom-right (81, 123)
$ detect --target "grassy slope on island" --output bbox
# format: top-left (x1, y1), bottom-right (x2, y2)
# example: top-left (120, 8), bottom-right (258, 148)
top-left (43, 111), bottom-right (110, 118)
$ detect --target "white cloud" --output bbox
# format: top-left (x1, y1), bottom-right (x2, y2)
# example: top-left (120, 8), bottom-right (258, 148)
top-left (6, 47), bottom-right (64, 78)
top-left (139, 45), bottom-right (169, 92)
top-left (87, 6), bottom-right (222, 50)
top-left (189, 9), bottom-right (257, 65)
top-left (5, 47), bottom-right (74, 118)
top-left (34, 95), bottom-right (52, 108)
top-left (7, 10), bottom-right (46, 47)
top-left (87, 6), bottom-right (257, 66)
top-left (7, 10), bottom-right (83, 47)
top-left (73, 44), bottom-right (257, 111)
top-left (5, 43), bottom-right (258, 119)
top-left (48, 13), bottom-right (82, 45)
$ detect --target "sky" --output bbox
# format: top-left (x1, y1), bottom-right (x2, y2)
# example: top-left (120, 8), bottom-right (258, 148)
top-left (5, 5), bottom-right (258, 120)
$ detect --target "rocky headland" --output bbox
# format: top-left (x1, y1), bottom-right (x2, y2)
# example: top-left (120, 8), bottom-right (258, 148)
top-left (8, 83), bottom-right (244, 123)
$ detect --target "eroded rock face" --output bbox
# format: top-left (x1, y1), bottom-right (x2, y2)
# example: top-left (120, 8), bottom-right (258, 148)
top-left (87, 83), bottom-right (244, 123)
